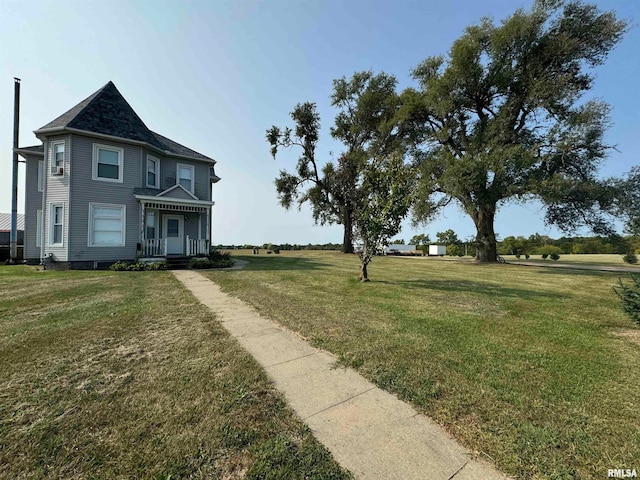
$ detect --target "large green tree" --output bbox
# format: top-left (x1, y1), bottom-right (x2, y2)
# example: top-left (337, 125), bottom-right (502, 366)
top-left (267, 71), bottom-right (405, 256)
top-left (409, 233), bottom-right (431, 246)
top-left (614, 166), bottom-right (640, 236)
top-left (267, 103), bottom-right (355, 253)
top-left (402, 0), bottom-right (626, 262)
top-left (435, 229), bottom-right (461, 246)
top-left (329, 71), bottom-right (413, 280)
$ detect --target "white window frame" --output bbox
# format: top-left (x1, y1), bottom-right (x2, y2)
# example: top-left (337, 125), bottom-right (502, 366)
top-left (146, 155), bottom-right (160, 189)
top-left (88, 203), bottom-right (126, 247)
top-left (51, 141), bottom-right (65, 174)
top-left (92, 144), bottom-right (124, 183)
top-left (37, 160), bottom-right (44, 192)
top-left (49, 203), bottom-right (64, 247)
top-left (176, 163), bottom-right (195, 193)
top-left (36, 209), bottom-right (42, 247)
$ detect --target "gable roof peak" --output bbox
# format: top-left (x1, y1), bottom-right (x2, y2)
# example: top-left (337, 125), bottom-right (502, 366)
top-left (35, 81), bottom-right (215, 163)
top-left (36, 81), bottom-right (159, 147)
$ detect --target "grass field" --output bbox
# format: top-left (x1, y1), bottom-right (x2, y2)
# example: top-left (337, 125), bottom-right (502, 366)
top-left (0, 266), bottom-right (350, 479)
top-left (204, 251), bottom-right (640, 480)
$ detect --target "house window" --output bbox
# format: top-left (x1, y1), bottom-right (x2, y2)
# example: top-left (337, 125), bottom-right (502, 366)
top-left (50, 204), bottom-right (64, 246)
top-left (89, 203), bottom-right (126, 246)
top-left (36, 209), bottom-right (42, 247)
top-left (177, 164), bottom-right (194, 193)
top-left (51, 141), bottom-right (65, 173)
top-left (145, 210), bottom-right (156, 239)
top-left (92, 144), bottom-right (124, 182)
top-left (37, 160), bottom-right (44, 191)
top-left (146, 156), bottom-right (159, 188)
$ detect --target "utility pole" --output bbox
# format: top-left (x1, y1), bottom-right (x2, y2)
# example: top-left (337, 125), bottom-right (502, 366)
top-left (10, 78), bottom-right (21, 263)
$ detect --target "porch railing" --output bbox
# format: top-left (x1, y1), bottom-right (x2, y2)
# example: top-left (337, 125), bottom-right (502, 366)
top-left (142, 238), bottom-right (166, 257)
top-left (141, 237), bottom-right (209, 257)
top-left (186, 236), bottom-right (209, 256)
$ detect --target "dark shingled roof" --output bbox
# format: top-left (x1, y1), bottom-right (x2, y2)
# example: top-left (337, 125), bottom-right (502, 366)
top-left (17, 145), bottom-right (44, 153)
top-left (150, 131), bottom-right (213, 162)
top-left (133, 187), bottom-right (162, 196)
top-left (37, 82), bottom-right (214, 163)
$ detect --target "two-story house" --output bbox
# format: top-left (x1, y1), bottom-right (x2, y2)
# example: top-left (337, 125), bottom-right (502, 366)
top-left (15, 81), bottom-right (221, 269)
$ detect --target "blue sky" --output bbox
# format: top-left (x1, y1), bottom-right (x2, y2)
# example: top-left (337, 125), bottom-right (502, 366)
top-left (1, 0), bottom-right (638, 245)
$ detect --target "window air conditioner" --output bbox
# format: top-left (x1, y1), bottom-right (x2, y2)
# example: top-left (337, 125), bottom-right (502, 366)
top-left (52, 166), bottom-right (64, 176)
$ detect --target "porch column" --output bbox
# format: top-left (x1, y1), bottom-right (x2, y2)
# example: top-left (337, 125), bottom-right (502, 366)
top-left (206, 206), bottom-right (211, 241)
top-left (140, 202), bottom-right (146, 255)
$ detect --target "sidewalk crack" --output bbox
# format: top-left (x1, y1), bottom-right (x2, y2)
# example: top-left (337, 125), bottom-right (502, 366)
top-left (266, 352), bottom-right (316, 368)
top-left (303, 386), bottom-right (376, 420)
top-left (448, 460), bottom-right (469, 480)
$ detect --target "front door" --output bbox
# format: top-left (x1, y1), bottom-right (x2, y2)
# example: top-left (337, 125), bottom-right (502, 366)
top-left (163, 215), bottom-right (184, 254)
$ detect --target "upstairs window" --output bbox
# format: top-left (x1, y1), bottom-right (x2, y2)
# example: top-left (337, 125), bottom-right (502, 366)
top-left (93, 144), bottom-right (123, 183)
top-left (147, 156), bottom-right (159, 188)
top-left (51, 141), bottom-right (65, 174)
top-left (177, 164), bottom-right (194, 193)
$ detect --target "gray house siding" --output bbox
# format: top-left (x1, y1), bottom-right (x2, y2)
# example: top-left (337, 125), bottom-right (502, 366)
top-left (43, 136), bottom-right (70, 261)
top-left (193, 162), bottom-right (211, 201)
top-left (199, 213), bottom-right (208, 240)
top-left (184, 213), bottom-right (198, 240)
top-left (156, 154), bottom-right (211, 201)
top-left (68, 134), bottom-right (141, 262)
top-left (24, 155), bottom-right (43, 260)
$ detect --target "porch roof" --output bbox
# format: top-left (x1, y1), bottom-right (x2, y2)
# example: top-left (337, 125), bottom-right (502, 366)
top-left (135, 194), bottom-right (214, 213)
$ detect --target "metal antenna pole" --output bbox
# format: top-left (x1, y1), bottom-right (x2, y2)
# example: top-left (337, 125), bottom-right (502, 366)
top-left (10, 78), bottom-right (21, 262)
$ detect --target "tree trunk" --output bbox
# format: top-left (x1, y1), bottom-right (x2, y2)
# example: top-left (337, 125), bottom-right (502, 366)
top-left (359, 261), bottom-right (370, 282)
top-left (342, 210), bottom-right (354, 254)
top-left (474, 206), bottom-right (498, 263)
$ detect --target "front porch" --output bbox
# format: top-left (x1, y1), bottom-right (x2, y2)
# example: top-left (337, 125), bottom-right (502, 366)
top-left (135, 189), bottom-right (214, 259)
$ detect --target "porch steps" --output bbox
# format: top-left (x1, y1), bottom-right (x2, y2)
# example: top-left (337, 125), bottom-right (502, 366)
top-left (165, 255), bottom-right (189, 270)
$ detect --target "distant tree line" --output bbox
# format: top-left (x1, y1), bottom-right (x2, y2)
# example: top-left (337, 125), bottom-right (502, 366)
top-left (498, 234), bottom-right (640, 257)
top-left (218, 234), bottom-right (639, 257)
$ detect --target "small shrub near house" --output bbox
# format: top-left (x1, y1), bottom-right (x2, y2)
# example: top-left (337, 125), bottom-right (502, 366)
top-left (622, 252), bottom-right (638, 265)
top-left (614, 274), bottom-right (640, 325)
top-left (110, 261), bottom-right (167, 271)
top-left (189, 250), bottom-right (234, 269)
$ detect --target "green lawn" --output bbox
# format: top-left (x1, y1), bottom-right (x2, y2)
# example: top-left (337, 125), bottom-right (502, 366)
top-left (0, 266), bottom-right (350, 479)
top-left (204, 251), bottom-right (640, 480)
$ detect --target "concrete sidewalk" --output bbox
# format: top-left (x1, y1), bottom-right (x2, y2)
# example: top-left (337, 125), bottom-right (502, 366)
top-left (173, 270), bottom-right (509, 480)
